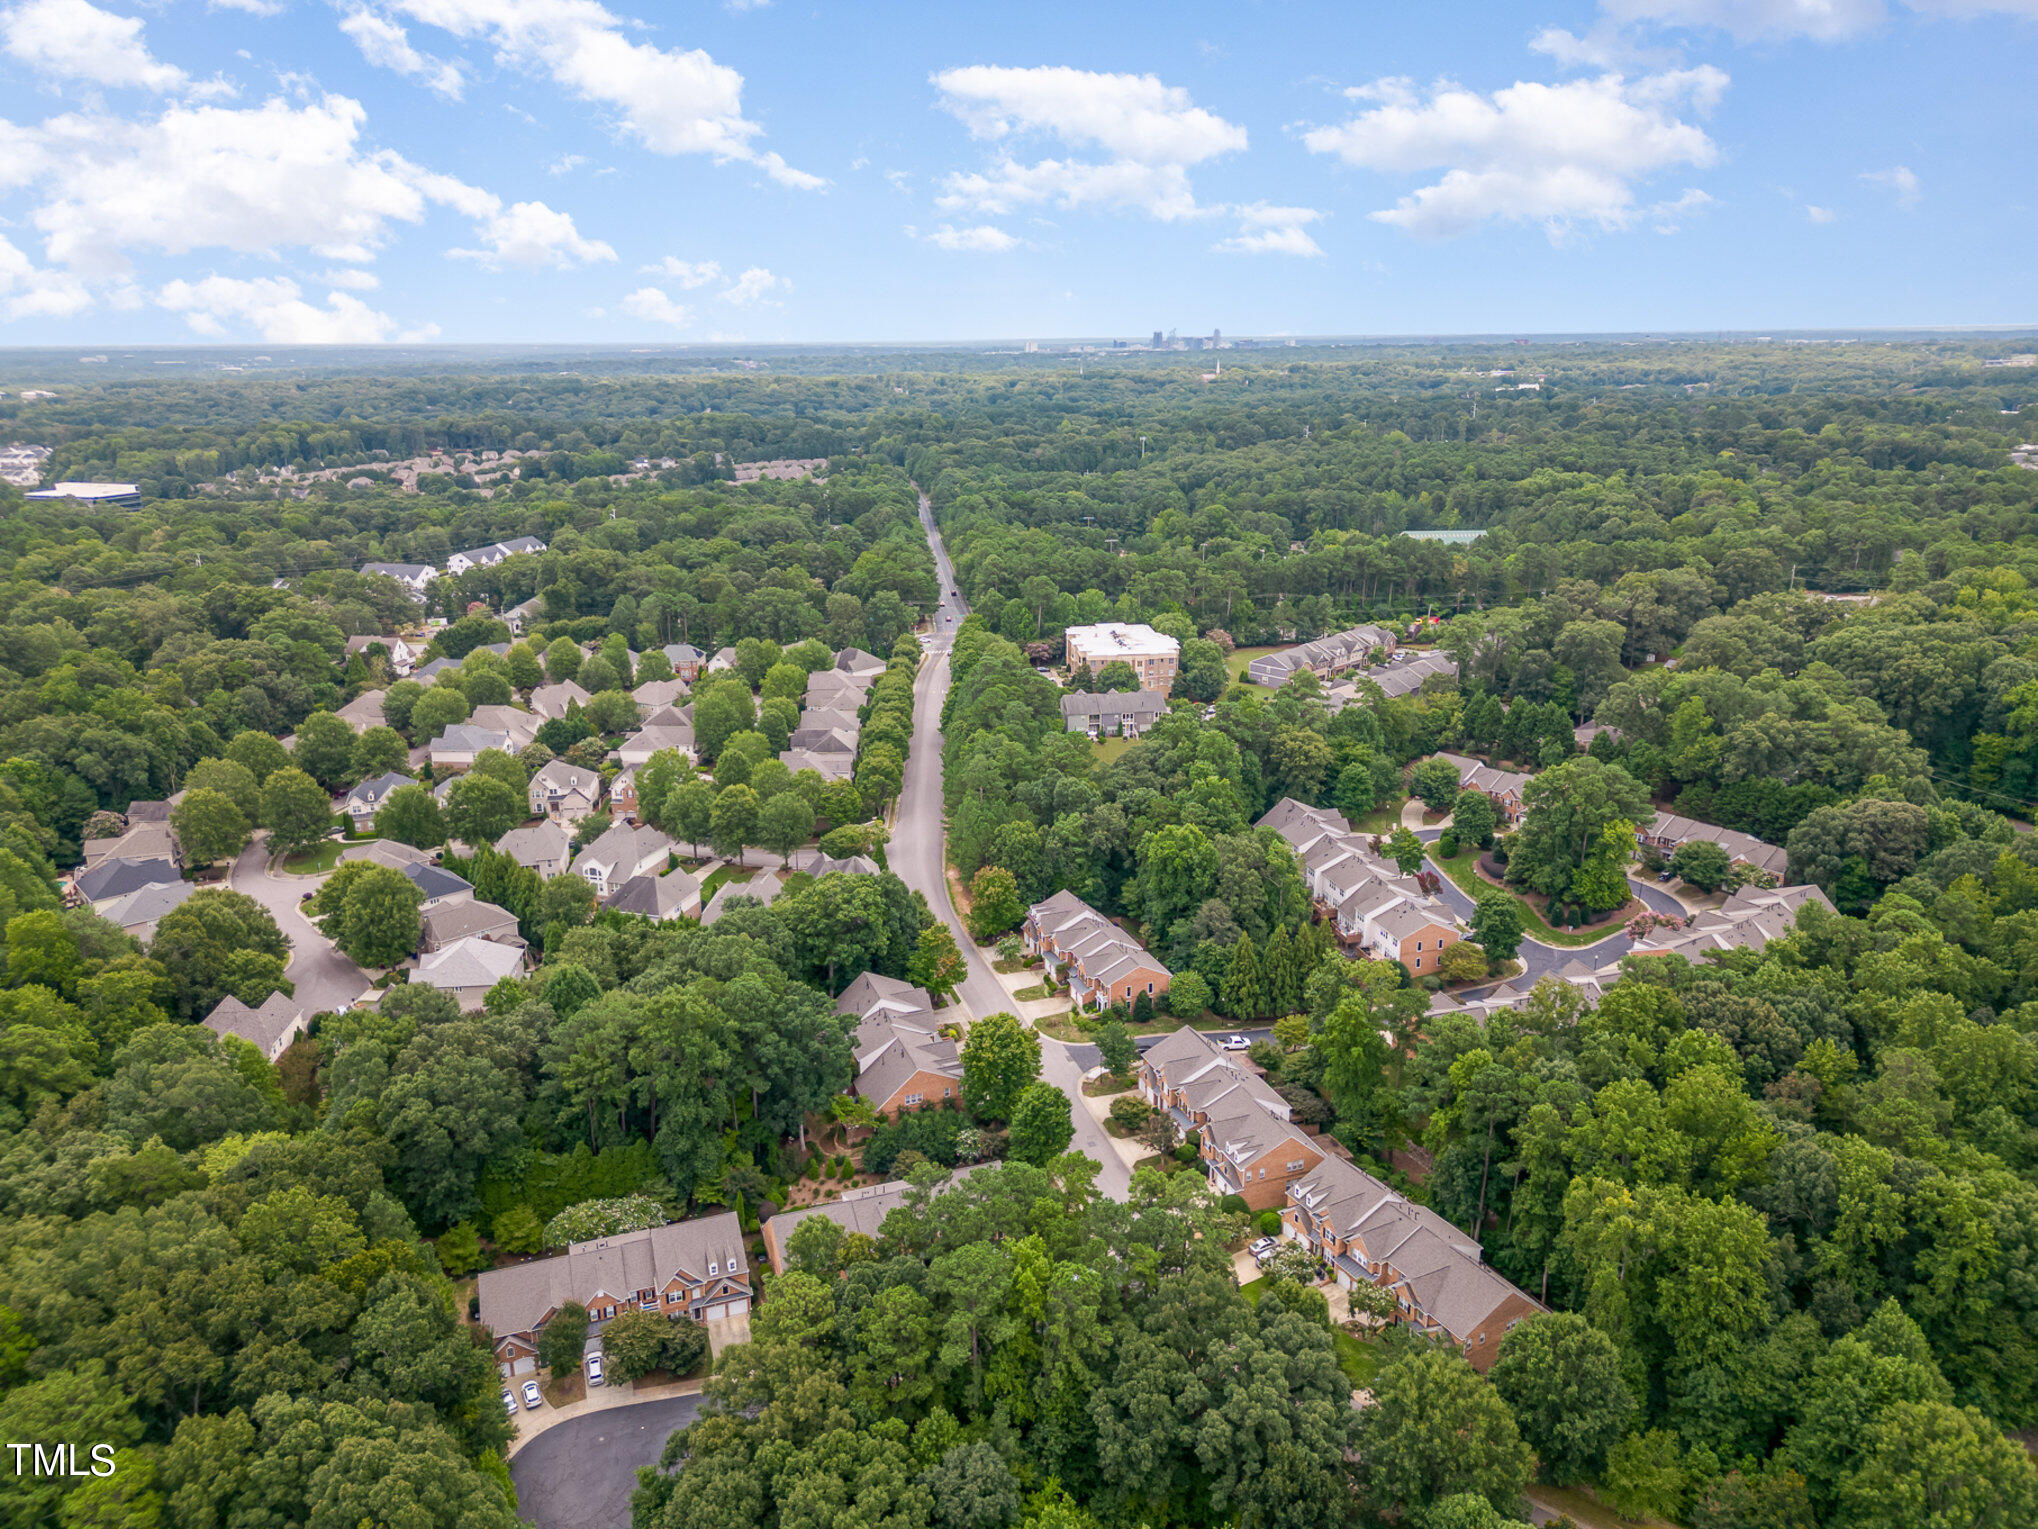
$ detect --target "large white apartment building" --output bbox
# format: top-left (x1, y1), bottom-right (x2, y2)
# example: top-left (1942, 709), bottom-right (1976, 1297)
top-left (1064, 623), bottom-right (1180, 695)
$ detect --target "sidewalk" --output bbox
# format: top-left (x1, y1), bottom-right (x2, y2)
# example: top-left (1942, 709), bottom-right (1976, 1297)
top-left (1073, 1076), bottom-right (1151, 1176)
top-left (504, 1373), bottom-right (706, 1458)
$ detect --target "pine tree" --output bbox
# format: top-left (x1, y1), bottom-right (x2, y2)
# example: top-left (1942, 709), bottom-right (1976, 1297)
top-left (1265, 922), bottom-right (1302, 1016)
top-left (1224, 932), bottom-right (1269, 1021)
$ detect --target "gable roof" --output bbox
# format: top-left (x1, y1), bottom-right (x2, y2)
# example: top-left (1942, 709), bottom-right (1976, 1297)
top-left (428, 724), bottom-right (513, 756)
top-left (701, 867), bottom-right (786, 924)
top-left (96, 877), bottom-right (195, 933)
top-left (413, 936), bottom-right (525, 991)
top-left (421, 899), bottom-right (523, 946)
top-left (76, 856), bottom-right (183, 903)
top-left (606, 870), bottom-right (701, 920)
top-left (203, 990), bottom-right (303, 1054)
top-left (477, 1211), bottom-right (745, 1340)
top-left (495, 819), bottom-right (572, 869)
top-left (570, 821), bottom-right (674, 880)
top-left (345, 770), bottom-right (415, 810)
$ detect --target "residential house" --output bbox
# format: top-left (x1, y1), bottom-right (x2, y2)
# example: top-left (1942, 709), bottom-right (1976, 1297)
top-left (787, 724), bottom-right (859, 756)
top-left (1426, 959), bottom-right (1615, 1026)
top-left (1282, 1156), bottom-right (1544, 1373)
top-left (797, 706), bottom-right (861, 736)
top-left (360, 561), bottom-right (437, 600)
top-left (336, 690), bottom-right (387, 735)
top-left (1637, 813), bottom-right (1790, 883)
top-left (466, 705), bottom-right (540, 751)
top-left (619, 725), bottom-right (696, 767)
top-left (701, 867), bottom-right (786, 925)
top-left (75, 855), bottom-right (182, 906)
top-left (1257, 798), bottom-right (1462, 977)
top-left (444, 536), bottom-right (546, 576)
top-left (1137, 1031), bottom-right (1325, 1212)
top-left (759, 1170), bottom-right (982, 1275)
top-left (706, 647), bottom-right (738, 673)
top-left (339, 838), bottom-right (435, 870)
top-left (632, 678), bottom-right (689, 712)
top-left (503, 595), bottom-right (542, 635)
top-left (1063, 622), bottom-right (1180, 695)
top-left (411, 936), bottom-right (527, 1010)
top-left (94, 878), bottom-right (194, 941)
top-left (343, 770), bottom-right (416, 828)
top-left (426, 724), bottom-right (514, 773)
top-left (610, 768), bottom-right (639, 822)
top-left (527, 760), bottom-right (603, 821)
top-left (660, 644), bottom-right (705, 681)
top-left (530, 680), bottom-right (592, 721)
top-left (778, 748), bottom-right (855, 784)
top-left (570, 822), bottom-right (674, 896)
top-left (1630, 883), bottom-right (1834, 962)
top-left (203, 991), bottom-right (308, 1062)
top-left (1022, 890), bottom-right (1172, 1010)
top-left (805, 671), bottom-right (872, 712)
top-left (838, 972), bottom-right (962, 1117)
top-left (606, 869), bottom-right (702, 922)
top-left (1432, 752), bottom-right (1533, 823)
top-left (343, 634), bottom-right (419, 677)
top-left (833, 647), bottom-right (887, 681)
top-left (413, 644), bottom-right (511, 686)
top-left (787, 848), bottom-right (879, 877)
top-left (402, 860), bottom-right (475, 908)
top-left (1245, 624), bottom-right (1396, 688)
top-left (1354, 651), bottom-right (1459, 701)
top-left (1060, 690), bottom-right (1168, 738)
top-left (478, 1212), bottom-right (749, 1377)
top-left (496, 820), bottom-right (573, 878)
top-left (82, 819), bottom-right (179, 869)
top-left (419, 899), bottom-right (523, 954)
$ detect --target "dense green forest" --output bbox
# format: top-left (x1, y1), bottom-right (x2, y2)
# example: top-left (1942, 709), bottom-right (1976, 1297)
top-left (1, 341), bottom-right (2035, 1529)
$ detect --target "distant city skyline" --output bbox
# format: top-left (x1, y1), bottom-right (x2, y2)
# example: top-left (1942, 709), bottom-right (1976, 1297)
top-left (0, 1), bottom-right (2033, 345)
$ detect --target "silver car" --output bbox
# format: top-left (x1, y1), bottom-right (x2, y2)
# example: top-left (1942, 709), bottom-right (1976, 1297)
top-left (520, 1379), bottom-right (543, 1411)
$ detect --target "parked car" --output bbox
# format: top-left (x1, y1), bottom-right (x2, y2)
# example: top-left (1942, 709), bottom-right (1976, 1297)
top-left (501, 1390), bottom-right (517, 1418)
top-left (1220, 1034), bottom-right (1251, 1051)
top-left (1247, 1236), bottom-right (1277, 1261)
top-left (586, 1353), bottom-right (604, 1387)
top-left (520, 1380), bottom-right (543, 1411)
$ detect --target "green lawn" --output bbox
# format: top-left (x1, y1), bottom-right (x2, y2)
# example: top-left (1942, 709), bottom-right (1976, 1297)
top-left (1225, 645), bottom-right (1284, 683)
top-left (698, 866), bottom-right (753, 902)
top-left (1012, 984), bottom-right (1052, 1000)
top-left (282, 840), bottom-right (345, 875)
top-left (1345, 795), bottom-right (1407, 836)
top-left (1334, 1331), bottom-right (1382, 1389)
top-left (1091, 735), bottom-right (1137, 764)
top-left (1428, 847), bottom-right (1626, 948)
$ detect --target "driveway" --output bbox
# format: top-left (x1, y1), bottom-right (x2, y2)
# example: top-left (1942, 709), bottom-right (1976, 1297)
top-left (228, 835), bottom-right (373, 1014)
top-left (509, 1393), bottom-right (704, 1529)
top-left (898, 490), bottom-right (1129, 1200)
top-left (1423, 855), bottom-right (1634, 977)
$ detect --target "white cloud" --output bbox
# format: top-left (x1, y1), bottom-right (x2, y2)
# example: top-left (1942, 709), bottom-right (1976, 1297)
top-left (1806, 202), bottom-right (1836, 221)
top-left (622, 284), bottom-right (690, 327)
top-left (380, 0), bottom-right (823, 187)
top-left (449, 198), bottom-right (615, 267)
top-left (1215, 202), bottom-right (1325, 256)
top-left (0, 0), bottom-right (188, 91)
top-left (640, 255), bottom-right (720, 286)
top-left (930, 64), bottom-right (1245, 221)
top-left (718, 264), bottom-right (785, 304)
top-left (1598, 0), bottom-right (1886, 40)
top-left (916, 222), bottom-right (1018, 252)
top-left (1862, 163), bottom-right (1921, 206)
top-left (546, 153), bottom-right (586, 173)
top-left (0, 233), bottom-right (92, 317)
top-left (209, 0), bottom-right (285, 13)
top-left (323, 266), bottom-right (382, 288)
top-left (157, 274), bottom-right (422, 342)
top-left (339, 7), bottom-right (466, 100)
top-left (1304, 69), bottom-right (1726, 239)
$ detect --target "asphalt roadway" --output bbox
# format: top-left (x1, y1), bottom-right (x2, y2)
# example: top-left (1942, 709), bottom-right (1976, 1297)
top-left (510, 1394), bottom-right (704, 1529)
top-left (896, 489), bottom-right (1131, 1199)
top-left (227, 834), bottom-right (371, 1014)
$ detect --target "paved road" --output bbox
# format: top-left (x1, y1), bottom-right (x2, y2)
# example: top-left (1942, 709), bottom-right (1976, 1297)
top-left (1424, 855), bottom-right (1694, 978)
top-left (509, 1393), bottom-right (704, 1529)
top-left (228, 835), bottom-right (372, 1014)
top-left (895, 490), bottom-right (1130, 1199)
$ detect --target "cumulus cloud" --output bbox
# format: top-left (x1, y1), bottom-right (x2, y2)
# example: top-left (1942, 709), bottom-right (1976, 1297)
top-left (157, 274), bottom-right (428, 342)
top-left (718, 265), bottom-right (785, 304)
top-left (640, 255), bottom-right (720, 286)
top-left (1215, 203), bottom-right (1325, 256)
top-left (930, 64), bottom-right (1245, 221)
top-left (449, 198), bottom-right (615, 268)
top-left (378, 0), bottom-right (824, 187)
top-left (1304, 69), bottom-right (1725, 240)
top-left (1553, 0), bottom-right (2037, 46)
top-left (0, 234), bottom-right (92, 318)
top-left (1806, 203), bottom-right (1837, 221)
top-left (622, 285), bottom-right (691, 327)
top-left (1861, 163), bottom-right (1921, 206)
top-left (915, 223), bottom-right (1018, 252)
top-left (0, 0), bottom-right (190, 92)
top-left (323, 266), bottom-right (382, 289)
top-left (340, 6), bottom-right (466, 99)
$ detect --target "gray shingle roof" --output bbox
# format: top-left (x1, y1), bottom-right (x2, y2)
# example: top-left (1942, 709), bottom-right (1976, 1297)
top-left (77, 856), bottom-right (183, 903)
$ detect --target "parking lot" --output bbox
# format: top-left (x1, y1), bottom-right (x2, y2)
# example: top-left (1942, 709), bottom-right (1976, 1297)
top-left (509, 1392), bottom-right (704, 1529)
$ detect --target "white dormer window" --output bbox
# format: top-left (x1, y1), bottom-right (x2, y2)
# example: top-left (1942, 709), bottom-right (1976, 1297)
top-left (708, 1261), bottom-right (719, 1276)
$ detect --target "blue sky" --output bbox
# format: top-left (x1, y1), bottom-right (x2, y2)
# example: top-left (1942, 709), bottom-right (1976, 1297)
top-left (0, 0), bottom-right (2032, 344)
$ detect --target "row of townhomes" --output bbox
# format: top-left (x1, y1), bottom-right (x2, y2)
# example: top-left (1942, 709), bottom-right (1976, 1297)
top-left (1637, 812), bottom-right (1791, 883)
top-left (1431, 752), bottom-right (1534, 823)
top-left (760, 1169), bottom-right (981, 1274)
top-left (837, 971), bottom-right (964, 1117)
top-left (1060, 688), bottom-right (1169, 739)
top-left (477, 1212), bottom-right (750, 1378)
top-left (1023, 891), bottom-right (1174, 1010)
top-left (1326, 650), bottom-right (1459, 707)
top-left (361, 535), bottom-right (547, 602)
top-left (1245, 623), bottom-right (1397, 688)
top-left (1259, 799), bottom-right (1463, 976)
top-left (780, 647), bottom-right (886, 784)
top-left (1137, 1028), bottom-right (1546, 1372)
top-left (1063, 623), bottom-right (1181, 694)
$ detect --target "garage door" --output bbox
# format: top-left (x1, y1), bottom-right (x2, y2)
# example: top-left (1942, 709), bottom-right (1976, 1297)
top-left (703, 1302), bottom-right (732, 1321)
top-left (506, 1355), bottom-right (536, 1377)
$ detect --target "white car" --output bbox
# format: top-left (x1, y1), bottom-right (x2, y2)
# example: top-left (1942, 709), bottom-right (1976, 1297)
top-left (501, 1390), bottom-right (517, 1418)
top-left (586, 1353), bottom-right (604, 1387)
top-left (1247, 1236), bottom-right (1278, 1261)
top-left (1220, 1034), bottom-right (1251, 1051)
top-left (520, 1380), bottom-right (543, 1411)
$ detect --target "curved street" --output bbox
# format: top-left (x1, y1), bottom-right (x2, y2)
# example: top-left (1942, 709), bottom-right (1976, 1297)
top-left (509, 1393), bottom-right (704, 1529)
top-left (227, 834), bottom-right (371, 1015)
top-left (894, 490), bottom-right (1131, 1199)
